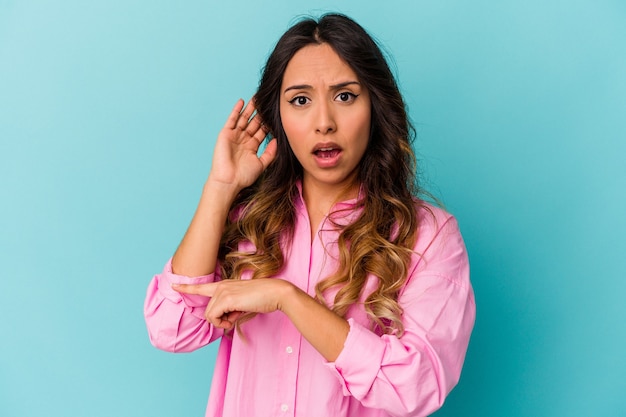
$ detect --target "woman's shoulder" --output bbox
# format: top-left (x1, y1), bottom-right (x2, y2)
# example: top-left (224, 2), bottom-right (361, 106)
top-left (412, 200), bottom-right (466, 256)
top-left (414, 200), bottom-right (456, 230)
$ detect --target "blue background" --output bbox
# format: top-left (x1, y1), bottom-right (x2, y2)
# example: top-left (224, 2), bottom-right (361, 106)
top-left (1, 1), bottom-right (625, 416)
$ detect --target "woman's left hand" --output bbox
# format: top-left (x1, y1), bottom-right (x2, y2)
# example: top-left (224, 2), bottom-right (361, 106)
top-left (172, 279), bottom-right (293, 330)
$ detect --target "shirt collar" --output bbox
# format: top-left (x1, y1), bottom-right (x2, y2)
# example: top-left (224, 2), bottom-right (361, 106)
top-left (294, 179), bottom-right (365, 222)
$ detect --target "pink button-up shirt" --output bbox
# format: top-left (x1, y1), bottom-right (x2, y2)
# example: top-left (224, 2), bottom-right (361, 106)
top-left (144, 191), bottom-right (475, 417)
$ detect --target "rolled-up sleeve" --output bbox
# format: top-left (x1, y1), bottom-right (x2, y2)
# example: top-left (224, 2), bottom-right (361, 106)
top-left (144, 259), bottom-right (224, 353)
top-left (326, 213), bottom-right (476, 417)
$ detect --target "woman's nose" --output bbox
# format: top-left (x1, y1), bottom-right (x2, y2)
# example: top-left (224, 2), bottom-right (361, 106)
top-left (315, 101), bottom-right (336, 134)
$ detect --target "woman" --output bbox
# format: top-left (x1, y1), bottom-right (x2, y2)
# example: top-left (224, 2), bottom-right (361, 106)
top-left (144, 13), bottom-right (475, 417)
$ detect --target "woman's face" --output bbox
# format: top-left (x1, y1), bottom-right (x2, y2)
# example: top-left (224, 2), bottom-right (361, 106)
top-left (279, 43), bottom-right (371, 194)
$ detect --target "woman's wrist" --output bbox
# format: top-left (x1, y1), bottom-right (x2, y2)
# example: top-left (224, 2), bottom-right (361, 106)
top-left (275, 280), bottom-right (300, 313)
top-left (277, 281), bottom-right (349, 362)
top-left (203, 176), bottom-right (242, 202)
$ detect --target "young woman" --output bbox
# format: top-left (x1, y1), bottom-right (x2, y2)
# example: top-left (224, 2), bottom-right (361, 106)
top-left (144, 13), bottom-right (475, 417)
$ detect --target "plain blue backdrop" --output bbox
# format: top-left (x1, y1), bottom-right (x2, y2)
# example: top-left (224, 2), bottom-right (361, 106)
top-left (1, 1), bottom-right (625, 416)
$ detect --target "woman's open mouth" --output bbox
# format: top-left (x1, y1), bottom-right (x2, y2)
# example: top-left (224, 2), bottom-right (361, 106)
top-left (312, 143), bottom-right (343, 168)
top-left (314, 147), bottom-right (341, 158)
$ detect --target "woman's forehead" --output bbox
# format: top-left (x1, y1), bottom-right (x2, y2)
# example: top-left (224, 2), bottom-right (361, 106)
top-left (281, 43), bottom-right (359, 90)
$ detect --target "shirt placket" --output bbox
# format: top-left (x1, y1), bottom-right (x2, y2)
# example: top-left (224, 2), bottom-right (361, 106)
top-left (271, 208), bottom-right (312, 417)
top-left (275, 324), bottom-right (302, 416)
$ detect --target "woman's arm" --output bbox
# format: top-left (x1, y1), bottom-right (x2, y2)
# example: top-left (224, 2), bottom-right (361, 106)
top-left (170, 180), bottom-right (238, 277)
top-left (172, 278), bottom-right (350, 361)
top-left (144, 98), bottom-right (277, 352)
top-left (325, 213), bottom-right (475, 416)
top-left (280, 284), bottom-right (350, 361)
top-left (172, 98), bottom-right (277, 277)
top-left (144, 260), bottom-right (220, 352)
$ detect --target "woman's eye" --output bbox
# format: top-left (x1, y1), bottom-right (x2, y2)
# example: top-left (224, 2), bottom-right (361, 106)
top-left (336, 92), bottom-right (357, 103)
top-left (290, 96), bottom-right (310, 106)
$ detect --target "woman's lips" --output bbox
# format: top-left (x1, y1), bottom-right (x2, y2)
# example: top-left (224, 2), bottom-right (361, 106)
top-left (312, 144), bottom-right (342, 168)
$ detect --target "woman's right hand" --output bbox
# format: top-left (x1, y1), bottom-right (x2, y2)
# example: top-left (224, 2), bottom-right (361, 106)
top-left (172, 99), bottom-right (277, 277)
top-left (207, 98), bottom-right (278, 191)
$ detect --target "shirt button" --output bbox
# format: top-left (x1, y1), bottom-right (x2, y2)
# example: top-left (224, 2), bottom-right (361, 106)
top-left (281, 404), bottom-right (288, 412)
top-left (285, 346), bottom-right (293, 354)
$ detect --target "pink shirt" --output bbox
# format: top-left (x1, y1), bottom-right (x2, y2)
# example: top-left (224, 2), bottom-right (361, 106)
top-left (144, 191), bottom-right (475, 417)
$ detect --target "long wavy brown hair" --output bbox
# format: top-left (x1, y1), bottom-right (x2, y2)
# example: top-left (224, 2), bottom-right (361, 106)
top-left (218, 13), bottom-right (424, 337)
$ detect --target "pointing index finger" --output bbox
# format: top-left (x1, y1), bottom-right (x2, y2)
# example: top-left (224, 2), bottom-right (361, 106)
top-left (171, 282), bottom-right (217, 297)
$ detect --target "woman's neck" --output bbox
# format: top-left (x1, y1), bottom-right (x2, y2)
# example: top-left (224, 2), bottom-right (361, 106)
top-left (301, 175), bottom-right (360, 237)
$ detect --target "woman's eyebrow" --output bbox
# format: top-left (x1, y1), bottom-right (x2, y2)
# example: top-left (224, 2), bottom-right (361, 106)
top-left (330, 81), bottom-right (360, 89)
top-left (284, 84), bottom-right (312, 93)
top-left (283, 80), bottom-right (361, 94)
